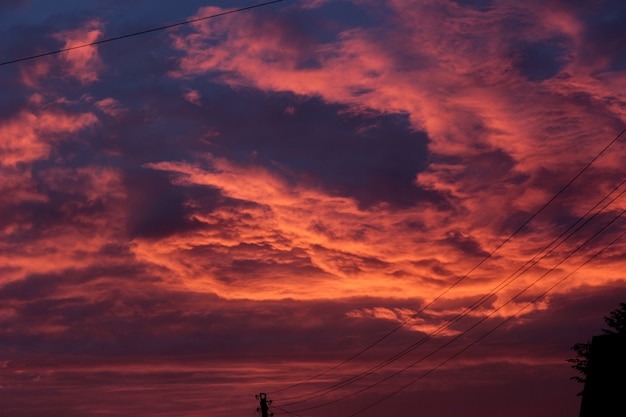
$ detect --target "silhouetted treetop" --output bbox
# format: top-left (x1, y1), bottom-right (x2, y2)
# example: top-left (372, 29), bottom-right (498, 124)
top-left (568, 302), bottom-right (626, 392)
top-left (568, 342), bottom-right (590, 386)
top-left (602, 302), bottom-right (626, 334)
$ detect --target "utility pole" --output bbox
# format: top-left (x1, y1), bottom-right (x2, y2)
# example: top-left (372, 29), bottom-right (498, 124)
top-left (256, 392), bottom-right (273, 417)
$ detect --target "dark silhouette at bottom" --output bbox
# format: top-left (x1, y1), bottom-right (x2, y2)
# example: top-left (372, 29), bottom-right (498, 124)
top-left (256, 392), bottom-right (273, 417)
top-left (578, 333), bottom-right (626, 416)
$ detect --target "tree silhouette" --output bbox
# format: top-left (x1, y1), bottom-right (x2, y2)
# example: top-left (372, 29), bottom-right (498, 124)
top-left (568, 302), bottom-right (626, 394)
top-left (568, 342), bottom-right (591, 386)
top-left (602, 302), bottom-right (626, 334)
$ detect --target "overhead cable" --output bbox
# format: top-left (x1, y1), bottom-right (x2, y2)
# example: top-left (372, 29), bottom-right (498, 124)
top-left (277, 178), bottom-right (626, 406)
top-left (0, 0), bottom-right (285, 66)
top-left (283, 208), bottom-right (625, 414)
top-left (272, 128), bottom-right (626, 396)
top-left (345, 215), bottom-right (626, 417)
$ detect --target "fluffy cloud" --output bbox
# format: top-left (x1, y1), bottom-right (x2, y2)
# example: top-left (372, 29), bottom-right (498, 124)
top-left (52, 20), bottom-right (104, 84)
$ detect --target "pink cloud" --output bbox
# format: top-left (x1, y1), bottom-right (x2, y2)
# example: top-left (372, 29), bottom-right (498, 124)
top-left (94, 97), bottom-right (125, 116)
top-left (183, 88), bottom-right (202, 106)
top-left (170, 2), bottom-right (625, 205)
top-left (53, 19), bottom-right (104, 84)
top-left (0, 109), bottom-right (97, 166)
top-left (19, 59), bottom-right (52, 88)
top-left (0, 166), bottom-right (127, 284)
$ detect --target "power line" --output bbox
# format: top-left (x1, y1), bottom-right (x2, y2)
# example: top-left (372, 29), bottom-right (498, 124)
top-left (345, 215), bottom-right (626, 417)
top-left (283, 207), bottom-right (625, 415)
top-left (271, 405), bottom-right (303, 417)
top-left (0, 0), bottom-right (285, 67)
top-left (271, 127), bottom-right (626, 396)
top-left (276, 177), bottom-right (626, 407)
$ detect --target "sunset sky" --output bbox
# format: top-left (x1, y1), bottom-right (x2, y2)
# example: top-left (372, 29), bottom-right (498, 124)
top-left (1, 0), bottom-right (626, 416)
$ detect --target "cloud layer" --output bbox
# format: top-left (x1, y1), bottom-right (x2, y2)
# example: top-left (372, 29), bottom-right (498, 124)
top-left (1, 1), bottom-right (625, 416)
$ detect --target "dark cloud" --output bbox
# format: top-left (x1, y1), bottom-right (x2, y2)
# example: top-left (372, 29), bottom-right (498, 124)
top-left (0, 0), bottom-right (25, 9)
top-left (466, 284), bottom-right (626, 366)
top-left (543, 0), bottom-right (626, 71)
top-left (463, 149), bottom-right (520, 189)
top-left (441, 230), bottom-right (490, 259)
top-left (186, 89), bottom-right (440, 208)
top-left (222, 256), bottom-right (330, 283)
top-left (0, 273), bottom-right (60, 300)
top-left (124, 168), bottom-right (209, 239)
top-left (580, 6), bottom-right (626, 71)
top-left (0, 262), bottom-right (153, 302)
top-left (451, 0), bottom-right (494, 12)
top-left (0, 170), bottom-right (107, 243)
top-left (2, 284), bottom-right (430, 361)
top-left (412, 258), bottom-right (456, 279)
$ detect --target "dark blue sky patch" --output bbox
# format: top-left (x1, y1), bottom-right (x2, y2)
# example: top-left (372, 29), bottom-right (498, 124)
top-left (0, 0), bottom-right (251, 30)
top-left (539, 0), bottom-right (626, 72)
top-left (0, 0), bottom-right (25, 9)
top-left (511, 37), bottom-right (570, 82)
top-left (583, 6), bottom-right (626, 71)
top-left (450, 0), bottom-right (494, 12)
top-left (290, 0), bottom-right (381, 44)
top-left (187, 89), bottom-right (442, 208)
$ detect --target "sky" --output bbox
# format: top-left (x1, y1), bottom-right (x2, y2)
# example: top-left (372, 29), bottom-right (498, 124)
top-left (1, 0), bottom-right (625, 416)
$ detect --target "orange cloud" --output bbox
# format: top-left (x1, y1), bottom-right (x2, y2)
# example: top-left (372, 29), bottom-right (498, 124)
top-left (139, 153), bottom-right (626, 322)
top-left (167, 2), bottom-right (625, 287)
top-left (170, 2), bottom-right (625, 227)
top-left (0, 109), bottom-right (97, 166)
